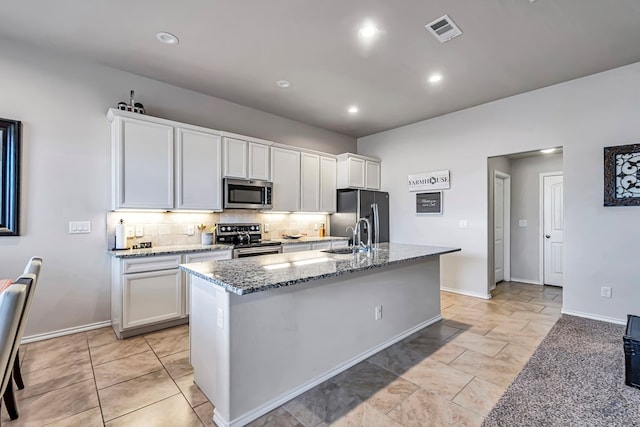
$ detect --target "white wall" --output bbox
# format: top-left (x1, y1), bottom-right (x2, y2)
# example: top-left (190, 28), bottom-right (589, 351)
top-left (359, 62), bottom-right (640, 323)
top-left (0, 38), bottom-right (355, 337)
top-left (509, 154), bottom-right (563, 283)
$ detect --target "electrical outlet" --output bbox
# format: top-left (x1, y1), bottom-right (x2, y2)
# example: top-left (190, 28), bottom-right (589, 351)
top-left (135, 225), bottom-right (144, 237)
top-left (601, 286), bottom-right (612, 298)
top-left (314, 223), bottom-right (318, 231)
top-left (375, 305), bottom-right (383, 320)
top-left (459, 220), bottom-right (469, 228)
top-left (68, 221), bottom-right (91, 234)
top-left (125, 226), bottom-right (135, 238)
top-left (187, 224), bottom-right (195, 235)
top-left (264, 223), bottom-right (270, 232)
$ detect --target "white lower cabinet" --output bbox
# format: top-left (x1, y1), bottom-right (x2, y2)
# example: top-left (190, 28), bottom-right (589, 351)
top-left (311, 242), bottom-right (331, 250)
top-left (183, 251), bottom-right (232, 316)
top-left (331, 240), bottom-right (349, 249)
top-left (112, 250), bottom-right (232, 338)
top-left (281, 240), bottom-right (349, 253)
top-left (123, 268), bottom-right (182, 330)
top-left (282, 243), bottom-right (312, 253)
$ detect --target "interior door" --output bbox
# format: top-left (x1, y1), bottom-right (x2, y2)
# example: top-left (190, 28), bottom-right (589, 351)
top-left (494, 177), bottom-right (505, 283)
top-left (543, 174), bottom-right (564, 286)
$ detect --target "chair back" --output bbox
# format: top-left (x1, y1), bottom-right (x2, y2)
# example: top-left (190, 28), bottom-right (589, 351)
top-left (23, 256), bottom-right (43, 284)
top-left (0, 284), bottom-right (28, 396)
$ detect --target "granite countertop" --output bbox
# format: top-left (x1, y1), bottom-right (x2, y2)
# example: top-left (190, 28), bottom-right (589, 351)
top-left (180, 243), bottom-right (460, 295)
top-left (271, 236), bottom-right (350, 244)
top-left (109, 244), bottom-right (233, 258)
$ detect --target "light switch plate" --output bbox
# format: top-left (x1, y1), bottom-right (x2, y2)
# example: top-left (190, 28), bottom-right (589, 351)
top-left (135, 225), bottom-right (144, 237)
top-left (459, 220), bottom-right (469, 228)
top-left (187, 224), bottom-right (195, 235)
top-left (125, 226), bottom-right (135, 238)
top-left (69, 221), bottom-right (91, 234)
top-left (519, 219), bottom-right (528, 227)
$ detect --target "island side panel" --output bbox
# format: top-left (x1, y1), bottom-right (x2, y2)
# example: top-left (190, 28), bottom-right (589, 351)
top-left (190, 275), bottom-right (231, 422)
top-left (227, 257), bottom-right (441, 423)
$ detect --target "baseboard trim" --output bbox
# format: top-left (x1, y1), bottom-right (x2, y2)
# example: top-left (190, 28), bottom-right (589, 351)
top-left (561, 309), bottom-right (626, 325)
top-left (21, 320), bottom-right (112, 344)
top-left (509, 278), bottom-right (542, 286)
top-left (441, 286), bottom-right (491, 300)
top-left (218, 314), bottom-right (443, 427)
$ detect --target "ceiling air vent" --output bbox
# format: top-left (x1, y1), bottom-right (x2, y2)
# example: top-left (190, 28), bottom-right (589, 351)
top-left (426, 14), bottom-right (462, 43)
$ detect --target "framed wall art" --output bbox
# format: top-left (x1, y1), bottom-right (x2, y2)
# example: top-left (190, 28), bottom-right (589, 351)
top-left (604, 143), bottom-right (640, 206)
top-left (416, 191), bottom-right (442, 214)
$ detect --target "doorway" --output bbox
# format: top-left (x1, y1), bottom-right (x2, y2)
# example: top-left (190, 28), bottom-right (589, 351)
top-left (540, 172), bottom-right (564, 286)
top-left (494, 171), bottom-right (511, 288)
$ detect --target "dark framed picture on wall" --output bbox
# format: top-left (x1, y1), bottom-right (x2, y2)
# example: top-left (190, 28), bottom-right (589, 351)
top-left (416, 191), bottom-right (442, 214)
top-left (604, 143), bottom-right (640, 206)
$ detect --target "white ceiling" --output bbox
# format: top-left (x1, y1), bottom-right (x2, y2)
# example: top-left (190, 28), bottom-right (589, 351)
top-left (1, 1), bottom-right (639, 138)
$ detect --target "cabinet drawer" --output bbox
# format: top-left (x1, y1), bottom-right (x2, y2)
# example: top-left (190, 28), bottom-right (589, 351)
top-left (123, 255), bottom-right (182, 274)
top-left (311, 242), bottom-right (331, 250)
top-left (282, 243), bottom-right (312, 253)
top-left (184, 250), bottom-right (232, 263)
top-left (331, 240), bottom-right (349, 249)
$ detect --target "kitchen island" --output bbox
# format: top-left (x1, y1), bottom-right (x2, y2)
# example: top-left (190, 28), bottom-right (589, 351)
top-left (181, 243), bottom-right (460, 427)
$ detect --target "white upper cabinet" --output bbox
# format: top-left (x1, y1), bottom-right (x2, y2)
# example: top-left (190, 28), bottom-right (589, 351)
top-left (248, 142), bottom-right (271, 180)
top-left (223, 137), bottom-right (247, 178)
top-left (271, 147), bottom-right (300, 212)
top-left (112, 116), bottom-right (174, 210)
top-left (337, 153), bottom-right (381, 190)
top-left (320, 156), bottom-right (337, 212)
top-left (300, 153), bottom-right (320, 212)
top-left (223, 136), bottom-right (271, 180)
top-left (175, 128), bottom-right (222, 210)
top-left (300, 153), bottom-right (336, 213)
top-left (109, 109), bottom-right (222, 211)
top-left (365, 160), bottom-right (381, 190)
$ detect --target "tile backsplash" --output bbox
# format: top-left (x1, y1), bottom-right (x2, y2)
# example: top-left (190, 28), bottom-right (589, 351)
top-left (107, 211), bottom-right (330, 249)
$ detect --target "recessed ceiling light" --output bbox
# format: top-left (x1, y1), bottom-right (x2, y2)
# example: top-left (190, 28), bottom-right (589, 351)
top-left (359, 24), bottom-right (378, 38)
top-left (348, 106), bottom-right (359, 114)
top-left (156, 32), bottom-right (179, 45)
top-left (276, 80), bottom-right (292, 88)
top-left (428, 73), bottom-right (443, 84)
top-left (540, 148), bottom-right (556, 154)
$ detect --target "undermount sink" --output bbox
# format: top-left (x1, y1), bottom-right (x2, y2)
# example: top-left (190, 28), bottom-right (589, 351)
top-left (321, 247), bottom-right (356, 254)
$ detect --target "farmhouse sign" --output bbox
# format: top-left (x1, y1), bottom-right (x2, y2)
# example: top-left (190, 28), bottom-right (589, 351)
top-left (408, 170), bottom-right (450, 191)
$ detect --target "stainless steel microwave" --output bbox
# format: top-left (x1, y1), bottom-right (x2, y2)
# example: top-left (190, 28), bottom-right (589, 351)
top-left (223, 178), bottom-right (273, 209)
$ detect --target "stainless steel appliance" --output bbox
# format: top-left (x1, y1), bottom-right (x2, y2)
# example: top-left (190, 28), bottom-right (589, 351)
top-left (329, 189), bottom-right (389, 245)
top-left (215, 223), bottom-right (282, 258)
top-left (224, 178), bottom-right (273, 210)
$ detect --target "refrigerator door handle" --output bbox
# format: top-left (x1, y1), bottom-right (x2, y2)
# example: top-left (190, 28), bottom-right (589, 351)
top-left (371, 202), bottom-right (380, 249)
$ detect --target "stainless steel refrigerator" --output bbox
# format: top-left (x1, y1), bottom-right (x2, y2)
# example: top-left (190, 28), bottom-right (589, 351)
top-left (329, 189), bottom-right (389, 245)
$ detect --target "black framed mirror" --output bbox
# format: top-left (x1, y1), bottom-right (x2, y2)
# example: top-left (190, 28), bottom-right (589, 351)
top-left (1, 118), bottom-right (21, 236)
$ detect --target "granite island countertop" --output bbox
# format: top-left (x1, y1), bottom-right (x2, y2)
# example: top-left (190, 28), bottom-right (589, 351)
top-left (180, 242), bottom-right (460, 295)
top-left (108, 244), bottom-right (233, 258)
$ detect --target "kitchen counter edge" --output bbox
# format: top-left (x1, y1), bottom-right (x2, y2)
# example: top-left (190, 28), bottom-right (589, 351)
top-left (180, 243), bottom-right (460, 296)
top-left (108, 244), bottom-right (233, 258)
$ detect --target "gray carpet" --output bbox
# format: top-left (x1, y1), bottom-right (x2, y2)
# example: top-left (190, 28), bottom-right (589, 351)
top-left (483, 315), bottom-right (640, 427)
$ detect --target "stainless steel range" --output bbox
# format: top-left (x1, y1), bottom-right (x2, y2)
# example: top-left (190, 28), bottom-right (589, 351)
top-left (215, 223), bottom-right (282, 258)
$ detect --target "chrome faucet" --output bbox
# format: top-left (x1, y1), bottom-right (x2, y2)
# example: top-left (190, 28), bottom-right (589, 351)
top-left (355, 217), bottom-right (372, 252)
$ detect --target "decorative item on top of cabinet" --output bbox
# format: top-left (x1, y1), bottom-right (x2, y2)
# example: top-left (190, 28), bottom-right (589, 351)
top-left (222, 134), bottom-right (272, 180)
top-left (336, 153), bottom-right (381, 190)
top-left (108, 109), bottom-right (223, 211)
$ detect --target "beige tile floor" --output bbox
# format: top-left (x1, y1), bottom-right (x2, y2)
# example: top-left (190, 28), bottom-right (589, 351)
top-left (0, 281), bottom-right (562, 426)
